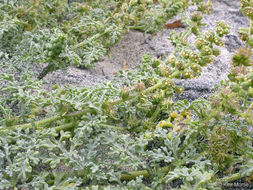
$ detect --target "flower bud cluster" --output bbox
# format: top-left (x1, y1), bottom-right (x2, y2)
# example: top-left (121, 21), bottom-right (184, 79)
top-left (240, 0), bottom-right (252, 8)
top-left (163, 79), bottom-right (175, 89)
top-left (156, 120), bottom-right (173, 129)
top-left (212, 48), bottom-right (221, 57)
top-left (200, 46), bottom-right (212, 55)
top-left (197, 2), bottom-right (213, 14)
top-left (156, 110), bottom-right (192, 140)
top-left (191, 12), bottom-right (203, 25)
top-left (166, 21), bottom-right (228, 80)
top-left (213, 36), bottom-right (224, 46)
top-left (194, 37), bottom-right (207, 49)
top-left (175, 60), bottom-right (185, 70)
top-left (190, 11), bottom-right (204, 35)
top-left (189, 51), bottom-right (198, 62)
top-left (216, 21), bottom-right (230, 37)
top-left (182, 69), bottom-right (194, 79)
top-left (230, 68), bottom-right (253, 98)
top-left (232, 48), bottom-right (252, 67)
top-left (203, 31), bottom-right (214, 41)
top-left (180, 50), bottom-right (189, 59)
top-left (174, 86), bottom-right (184, 94)
top-left (238, 27), bottom-right (253, 47)
top-left (134, 82), bottom-right (145, 91)
top-left (238, 27), bottom-right (249, 41)
top-left (192, 22), bottom-right (229, 67)
top-left (191, 63), bottom-right (202, 74)
top-left (120, 86), bottom-right (130, 100)
top-left (158, 64), bottom-right (171, 77)
top-left (145, 77), bottom-right (156, 87)
top-left (198, 55), bottom-right (213, 66)
top-left (166, 55), bottom-right (176, 65)
top-left (211, 87), bottom-right (241, 115)
top-left (242, 7), bottom-right (253, 19)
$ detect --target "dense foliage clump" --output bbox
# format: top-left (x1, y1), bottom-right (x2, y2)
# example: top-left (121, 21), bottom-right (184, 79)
top-left (0, 0), bottom-right (252, 189)
top-left (0, 0), bottom-right (196, 79)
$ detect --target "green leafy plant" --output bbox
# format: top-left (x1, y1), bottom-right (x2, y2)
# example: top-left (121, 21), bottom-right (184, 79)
top-left (0, 0), bottom-right (252, 189)
top-left (0, 0), bottom-right (199, 79)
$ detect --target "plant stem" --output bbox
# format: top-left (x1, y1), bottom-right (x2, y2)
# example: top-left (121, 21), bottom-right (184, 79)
top-left (10, 115), bottom-right (61, 130)
top-left (53, 166), bottom-right (172, 182)
top-left (7, 110), bottom-right (87, 131)
top-left (38, 64), bottom-right (55, 80)
top-left (100, 123), bottom-right (125, 131)
top-left (120, 166), bottom-right (171, 180)
top-left (219, 173), bottom-right (241, 183)
top-left (54, 122), bottom-right (126, 134)
top-left (128, 25), bottom-right (146, 32)
top-left (54, 122), bottom-right (76, 133)
top-left (73, 33), bottom-right (103, 49)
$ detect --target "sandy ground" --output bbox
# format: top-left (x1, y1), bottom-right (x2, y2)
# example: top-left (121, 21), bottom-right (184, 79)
top-left (43, 0), bottom-right (248, 100)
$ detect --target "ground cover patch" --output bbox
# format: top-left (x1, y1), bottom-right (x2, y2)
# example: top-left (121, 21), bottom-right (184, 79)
top-left (0, 0), bottom-right (252, 189)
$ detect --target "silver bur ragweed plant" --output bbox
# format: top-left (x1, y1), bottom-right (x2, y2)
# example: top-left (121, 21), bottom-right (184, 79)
top-left (0, 0), bottom-right (252, 189)
top-left (0, 0), bottom-right (198, 79)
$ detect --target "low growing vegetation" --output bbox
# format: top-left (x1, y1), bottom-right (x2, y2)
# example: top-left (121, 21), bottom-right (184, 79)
top-left (0, 0), bottom-right (252, 189)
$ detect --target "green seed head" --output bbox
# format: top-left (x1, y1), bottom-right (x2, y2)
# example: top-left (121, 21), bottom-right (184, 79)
top-left (134, 82), bottom-right (145, 91)
top-left (174, 86), bottom-right (184, 94)
top-left (159, 64), bottom-right (171, 77)
top-left (232, 48), bottom-right (251, 67)
top-left (194, 37), bottom-right (207, 49)
top-left (180, 50), bottom-right (189, 59)
top-left (191, 11), bottom-right (203, 23)
top-left (201, 46), bottom-right (213, 55)
top-left (120, 86), bottom-right (130, 99)
top-left (161, 98), bottom-right (173, 109)
top-left (192, 26), bottom-right (200, 35)
top-left (213, 36), bottom-right (224, 46)
top-left (163, 79), bottom-right (175, 88)
top-left (175, 60), bottom-right (185, 70)
top-left (167, 55), bottom-right (176, 67)
top-left (201, 55), bottom-right (214, 64)
top-left (145, 77), bottom-right (156, 87)
top-left (191, 63), bottom-right (201, 73)
top-left (183, 69), bottom-right (194, 79)
top-left (216, 27), bottom-right (224, 37)
top-left (242, 7), bottom-right (253, 18)
top-left (240, 0), bottom-right (251, 8)
top-left (204, 31), bottom-right (214, 42)
top-left (212, 48), bottom-right (221, 57)
top-left (238, 27), bottom-right (249, 41)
